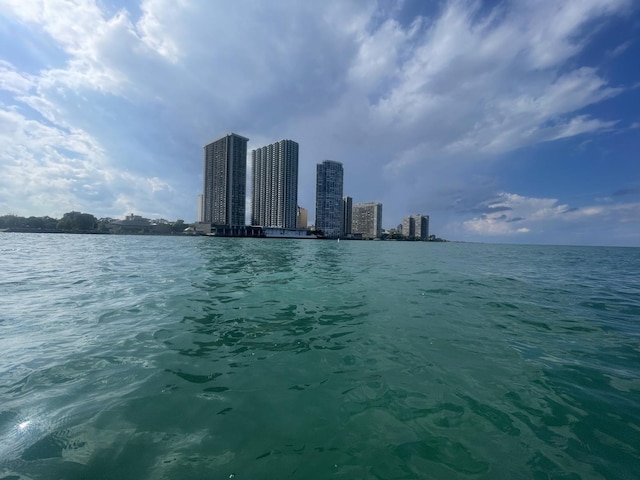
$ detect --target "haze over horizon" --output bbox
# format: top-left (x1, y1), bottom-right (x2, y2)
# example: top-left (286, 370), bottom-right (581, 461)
top-left (1, 0), bottom-right (638, 246)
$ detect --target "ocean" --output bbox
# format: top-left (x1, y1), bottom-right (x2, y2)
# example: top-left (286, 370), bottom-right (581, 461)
top-left (0, 233), bottom-right (638, 479)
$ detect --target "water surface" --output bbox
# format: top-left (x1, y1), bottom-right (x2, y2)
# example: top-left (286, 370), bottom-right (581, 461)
top-left (1, 234), bottom-right (639, 479)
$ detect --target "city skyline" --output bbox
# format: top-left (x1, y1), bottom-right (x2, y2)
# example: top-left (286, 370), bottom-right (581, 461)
top-left (1, 1), bottom-right (639, 246)
top-left (201, 135), bottom-right (414, 236)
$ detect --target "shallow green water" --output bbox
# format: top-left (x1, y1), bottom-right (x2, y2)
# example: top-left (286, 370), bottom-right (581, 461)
top-left (1, 234), bottom-right (639, 479)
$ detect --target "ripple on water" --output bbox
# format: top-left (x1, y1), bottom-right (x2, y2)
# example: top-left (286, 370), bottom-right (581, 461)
top-left (1, 237), bottom-right (639, 479)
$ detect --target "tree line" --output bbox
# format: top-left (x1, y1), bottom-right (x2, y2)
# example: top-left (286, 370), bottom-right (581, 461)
top-left (0, 212), bottom-right (189, 234)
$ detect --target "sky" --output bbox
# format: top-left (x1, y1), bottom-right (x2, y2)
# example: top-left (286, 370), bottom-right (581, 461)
top-left (0, 0), bottom-right (639, 246)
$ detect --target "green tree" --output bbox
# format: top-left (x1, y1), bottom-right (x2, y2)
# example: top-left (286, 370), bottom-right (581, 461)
top-left (0, 214), bottom-right (28, 229)
top-left (171, 219), bottom-right (185, 233)
top-left (97, 217), bottom-right (115, 232)
top-left (42, 216), bottom-right (58, 230)
top-left (26, 216), bottom-right (45, 230)
top-left (57, 211), bottom-right (98, 231)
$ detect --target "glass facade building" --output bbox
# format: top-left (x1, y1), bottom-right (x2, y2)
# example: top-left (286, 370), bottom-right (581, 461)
top-left (315, 160), bottom-right (344, 238)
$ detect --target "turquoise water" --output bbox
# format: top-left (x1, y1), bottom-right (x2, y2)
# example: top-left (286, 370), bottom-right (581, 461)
top-left (1, 234), bottom-right (639, 479)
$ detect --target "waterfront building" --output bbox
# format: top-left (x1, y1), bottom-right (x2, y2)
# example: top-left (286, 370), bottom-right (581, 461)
top-left (202, 133), bottom-right (248, 226)
top-left (403, 214), bottom-right (430, 240)
top-left (251, 139), bottom-right (299, 228)
top-left (262, 227), bottom-right (315, 238)
top-left (352, 202), bottom-right (383, 239)
top-left (197, 194), bottom-right (204, 223)
top-left (342, 196), bottom-right (352, 237)
top-left (297, 206), bottom-right (308, 229)
top-left (315, 160), bottom-right (344, 238)
top-left (402, 215), bottom-right (415, 238)
top-left (415, 214), bottom-right (429, 240)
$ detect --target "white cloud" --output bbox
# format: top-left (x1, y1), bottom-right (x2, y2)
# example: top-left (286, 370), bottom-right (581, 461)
top-left (516, 0), bottom-right (631, 69)
top-left (0, 0), bottom-right (636, 243)
top-left (347, 17), bottom-right (417, 96)
top-left (136, 0), bottom-right (188, 63)
top-left (0, 103), bottom-right (180, 219)
top-left (377, 2), bottom-right (628, 166)
top-left (462, 191), bottom-right (640, 244)
top-left (3, 0), bottom-right (107, 56)
top-left (463, 192), bottom-right (564, 236)
top-left (0, 61), bottom-right (34, 94)
top-left (550, 115), bottom-right (618, 140)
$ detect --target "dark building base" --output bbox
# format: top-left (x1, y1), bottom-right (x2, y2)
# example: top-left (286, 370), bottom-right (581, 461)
top-left (195, 223), bottom-right (263, 237)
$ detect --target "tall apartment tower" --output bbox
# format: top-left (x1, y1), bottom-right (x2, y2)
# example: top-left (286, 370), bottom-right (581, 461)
top-left (402, 215), bottom-right (415, 238)
top-left (202, 133), bottom-right (248, 226)
top-left (415, 214), bottom-right (430, 240)
top-left (297, 206), bottom-right (308, 229)
top-left (251, 139), bottom-right (299, 228)
top-left (352, 202), bottom-right (383, 239)
top-left (403, 214), bottom-right (429, 240)
top-left (315, 160), bottom-right (344, 238)
top-left (342, 196), bottom-right (352, 236)
top-left (197, 194), bottom-right (204, 223)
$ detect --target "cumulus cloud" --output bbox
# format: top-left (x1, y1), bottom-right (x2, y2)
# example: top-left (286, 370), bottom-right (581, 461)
top-left (463, 192), bottom-right (569, 235)
top-left (461, 191), bottom-right (640, 245)
top-left (0, 95), bottom-right (179, 218)
top-left (0, 61), bottom-right (35, 94)
top-left (376, 2), bottom-right (627, 166)
top-left (136, 0), bottom-right (188, 63)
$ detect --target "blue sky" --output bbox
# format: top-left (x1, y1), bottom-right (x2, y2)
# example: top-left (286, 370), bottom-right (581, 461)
top-left (0, 0), bottom-right (638, 246)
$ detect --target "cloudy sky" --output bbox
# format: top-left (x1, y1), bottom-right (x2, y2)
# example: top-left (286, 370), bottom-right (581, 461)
top-left (1, 0), bottom-right (638, 246)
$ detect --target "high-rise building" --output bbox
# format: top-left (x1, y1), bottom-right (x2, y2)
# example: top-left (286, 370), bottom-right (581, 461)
top-left (403, 214), bottom-right (429, 240)
top-left (297, 206), bottom-right (308, 229)
top-left (352, 202), bottom-right (382, 239)
top-left (315, 160), bottom-right (344, 238)
top-left (402, 215), bottom-right (415, 238)
top-left (202, 133), bottom-right (248, 226)
top-left (342, 196), bottom-right (352, 236)
top-left (251, 139), bottom-right (299, 228)
top-left (415, 214), bottom-right (429, 240)
top-left (197, 194), bottom-right (204, 223)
